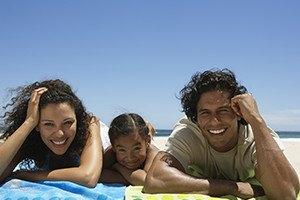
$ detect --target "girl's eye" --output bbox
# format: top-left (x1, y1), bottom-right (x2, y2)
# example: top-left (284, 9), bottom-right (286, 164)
top-left (118, 149), bottom-right (126, 153)
top-left (133, 146), bottom-right (142, 151)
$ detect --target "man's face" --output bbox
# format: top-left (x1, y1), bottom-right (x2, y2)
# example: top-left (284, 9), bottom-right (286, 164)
top-left (196, 90), bottom-right (239, 152)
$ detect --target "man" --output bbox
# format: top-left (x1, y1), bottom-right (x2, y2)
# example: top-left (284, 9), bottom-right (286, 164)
top-left (144, 69), bottom-right (299, 199)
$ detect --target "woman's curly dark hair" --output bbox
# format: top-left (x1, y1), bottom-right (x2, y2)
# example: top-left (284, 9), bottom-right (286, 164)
top-left (0, 79), bottom-right (91, 169)
top-left (108, 113), bottom-right (150, 145)
top-left (180, 68), bottom-right (247, 123)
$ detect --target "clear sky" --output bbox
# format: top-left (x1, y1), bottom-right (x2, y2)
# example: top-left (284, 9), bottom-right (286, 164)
top-left (0, 1), bottom-right (299, 131)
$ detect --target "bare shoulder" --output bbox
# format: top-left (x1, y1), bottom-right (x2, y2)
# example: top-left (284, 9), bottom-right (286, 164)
top-left (103, 146), bottom-right (116, 168)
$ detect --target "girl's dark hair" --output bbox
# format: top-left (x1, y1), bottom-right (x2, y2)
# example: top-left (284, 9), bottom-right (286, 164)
top-left (0, 79), bottom-right (91, 169)
top-left (180, 68), bottom-right (247, 124)
top-left (108, 113), bottom-right (150, 145)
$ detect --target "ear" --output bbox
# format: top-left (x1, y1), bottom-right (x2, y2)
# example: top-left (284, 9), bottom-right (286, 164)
top-left (35, 126), bottom-right (40, 133)
top-left (111, 145), bottom-right (116, 152)
top-left (145, 136), bottom-right (151, 148)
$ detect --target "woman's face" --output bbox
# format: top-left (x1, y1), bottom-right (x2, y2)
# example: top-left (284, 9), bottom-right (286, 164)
top-left (113, 131), bottom-right (148, 170)
top-left (37, 102), bottom-right (77, 155)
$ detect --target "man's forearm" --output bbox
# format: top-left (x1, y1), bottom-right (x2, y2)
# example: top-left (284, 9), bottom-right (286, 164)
top-left (251, 120), bottom-right (299, 199)
top-left (144, 152), bottom-right (264, 198)
top-left (144, 166), bottom-right (263, 198)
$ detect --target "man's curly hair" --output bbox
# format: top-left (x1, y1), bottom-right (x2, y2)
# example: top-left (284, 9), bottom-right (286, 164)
top-left (0, 79), bottom-right (91, 169)
top-left (180, 68), bottom-right (247, 123)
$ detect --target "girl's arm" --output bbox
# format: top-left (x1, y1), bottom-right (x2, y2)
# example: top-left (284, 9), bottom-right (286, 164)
top-left (13, 117), bottom-right (103, 188)
top-left (99, 146), bottom-right (129, 184)
top-left (99, 168), bottom-right (129, 185)
top-left (113, 163), bottom-right (147, 185)
top-left (0, 88), bottom-right (47, 181)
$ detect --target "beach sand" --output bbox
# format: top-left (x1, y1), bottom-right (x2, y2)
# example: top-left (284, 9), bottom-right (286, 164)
top-left (153, 137), bottom-right (300, 176)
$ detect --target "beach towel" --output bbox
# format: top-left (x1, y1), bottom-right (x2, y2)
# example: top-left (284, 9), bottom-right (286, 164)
top-left (0, 178), bottom-right (125, 200)
top-left (125, 186), bottom-right (300, 200)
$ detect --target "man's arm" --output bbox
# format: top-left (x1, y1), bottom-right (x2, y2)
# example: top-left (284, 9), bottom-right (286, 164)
top-left (231, 93), bottom-right (300, 199)
top-left (143, 151), bottom-right (264, 198)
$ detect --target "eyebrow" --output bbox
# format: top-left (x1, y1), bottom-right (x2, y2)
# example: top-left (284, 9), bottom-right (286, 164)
top-left (198, 105), bottom-right (231, 112)
top-left (115, 142), bottom-right (141, 148)
top-left (40, 118), bottom-right (75, 122)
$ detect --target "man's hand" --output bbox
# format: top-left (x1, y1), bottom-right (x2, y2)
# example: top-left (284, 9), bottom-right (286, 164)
top-left (231, 93), bottom-right (263, 124)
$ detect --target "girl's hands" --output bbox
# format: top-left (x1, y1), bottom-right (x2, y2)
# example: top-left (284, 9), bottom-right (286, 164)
top-left (25, 87), bottom-right (48, 127)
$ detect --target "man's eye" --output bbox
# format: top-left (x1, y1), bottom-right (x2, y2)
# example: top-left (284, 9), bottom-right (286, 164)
top-left (199, 111), bottom-right (210, 116)
top-left (44, 123), bottom-right (54, 127)
top-left (219, 109), bottom-right (231, 114)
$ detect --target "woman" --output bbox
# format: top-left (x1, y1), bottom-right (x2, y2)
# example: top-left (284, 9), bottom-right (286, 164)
top-left (0, 79), bottom-right (103, 187)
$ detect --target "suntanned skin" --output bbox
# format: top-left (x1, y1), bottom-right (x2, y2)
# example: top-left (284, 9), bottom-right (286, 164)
top-left (144, 92), bottom-right (299, 199)
top-left (100, 143), bottom-right (158, 185)
top-left (0, 88), bottom-right (103, 187)
top-left (231, 93), bottom-right (299, 199)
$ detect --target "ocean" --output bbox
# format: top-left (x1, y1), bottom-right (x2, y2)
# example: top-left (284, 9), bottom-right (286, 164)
top-left (156, 130), bottom-right (300, 138)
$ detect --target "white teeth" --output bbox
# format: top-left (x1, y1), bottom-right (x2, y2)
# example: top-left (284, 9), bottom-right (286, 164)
top-left (208, 129), bottom-right (226, 134)
top-left (52, 139), bottom-right (66, 145)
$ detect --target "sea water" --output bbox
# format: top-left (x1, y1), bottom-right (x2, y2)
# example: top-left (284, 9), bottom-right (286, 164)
top-left (156, 129), bottom-right (300, 138)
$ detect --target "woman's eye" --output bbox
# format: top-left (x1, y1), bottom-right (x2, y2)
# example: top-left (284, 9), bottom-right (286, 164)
top-left (64, 121), bottom-right (73, 125)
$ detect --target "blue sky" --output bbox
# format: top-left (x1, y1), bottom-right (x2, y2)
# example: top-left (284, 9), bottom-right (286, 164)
top-left (0, 1), bottom-right (299, 131)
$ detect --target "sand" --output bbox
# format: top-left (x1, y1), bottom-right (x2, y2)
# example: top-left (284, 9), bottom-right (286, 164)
top-left (153, 137), bottom-right (300, 176)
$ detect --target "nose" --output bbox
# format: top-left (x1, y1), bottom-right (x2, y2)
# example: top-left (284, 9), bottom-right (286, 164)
top-left (126, 151), bottom-right (136, 162)
top-left (54, 129), bottom-right (64, 138)
top-left (209, 113), bottom-right (221, 125)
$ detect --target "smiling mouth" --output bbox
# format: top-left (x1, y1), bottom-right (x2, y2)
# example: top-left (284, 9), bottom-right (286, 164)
top-left (125, 162), bottom-right (140, 168)
top-left (51, 138), bottom-right (68, 145)
top-left (208, 128), bottom-right (227, 135)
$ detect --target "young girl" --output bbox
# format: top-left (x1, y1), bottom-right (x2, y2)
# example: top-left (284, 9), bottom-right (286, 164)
top-left (0, 79), bottom-right (104, 187)
top-left (100, 113), bottom-right (158, 186)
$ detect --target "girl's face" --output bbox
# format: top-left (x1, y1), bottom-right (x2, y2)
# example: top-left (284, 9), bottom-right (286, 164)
top-left (38, 102), bottom-right (77, 155)
top-left (113, 131), bottom-right (149, 170)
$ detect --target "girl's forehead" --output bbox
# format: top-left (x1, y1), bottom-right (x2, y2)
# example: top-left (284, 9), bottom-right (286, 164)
top-left (114, 131), bottom-right (145, 145)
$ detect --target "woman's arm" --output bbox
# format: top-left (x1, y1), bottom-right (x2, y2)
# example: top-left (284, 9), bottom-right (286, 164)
top-left (0, 88), bottom-right (47, 181)
top-left (13, 117), bottom-right (103, 187)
